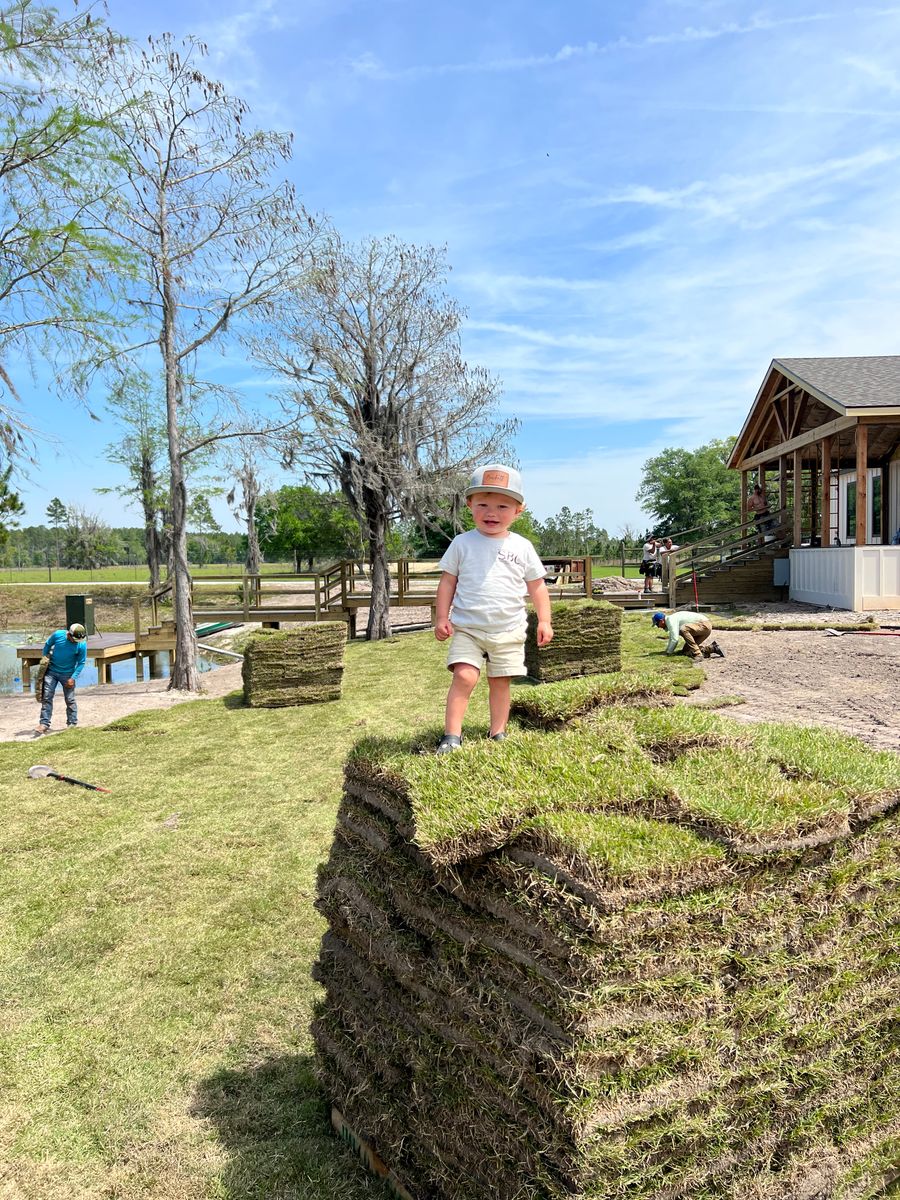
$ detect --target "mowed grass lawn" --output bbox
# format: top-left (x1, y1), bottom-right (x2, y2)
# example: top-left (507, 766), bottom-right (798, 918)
top-left (0, 617), bottom-right (689, 1200)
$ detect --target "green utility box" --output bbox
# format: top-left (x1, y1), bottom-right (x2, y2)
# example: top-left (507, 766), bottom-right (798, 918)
top-left (65, 594), bottom-right (95, 636)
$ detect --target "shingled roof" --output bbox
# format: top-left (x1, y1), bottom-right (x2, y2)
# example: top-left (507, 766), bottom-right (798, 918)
top-left (774, 356), bottom-right (900, 410)
top-left (728, 355), bottom-right (900, 470)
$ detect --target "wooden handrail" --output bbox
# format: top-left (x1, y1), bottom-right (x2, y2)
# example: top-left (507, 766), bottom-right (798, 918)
top-left (665, 510), bottom-right (792, 606)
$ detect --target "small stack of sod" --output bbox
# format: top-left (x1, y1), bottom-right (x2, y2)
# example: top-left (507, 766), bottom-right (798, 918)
top-left (313, 690), bottom-right (900, 1200)
top-left (241, 623), bottom-right (347, 707)
top-left (526, 599), bottom-right (622, 682)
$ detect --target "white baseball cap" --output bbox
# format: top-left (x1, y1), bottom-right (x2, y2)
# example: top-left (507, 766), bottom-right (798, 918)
top-left (464, 463), bottom-right (524, 503)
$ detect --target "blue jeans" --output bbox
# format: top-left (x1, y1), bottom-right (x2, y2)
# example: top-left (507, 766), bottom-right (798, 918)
top-left (39, 671), bottom-right (78, 728)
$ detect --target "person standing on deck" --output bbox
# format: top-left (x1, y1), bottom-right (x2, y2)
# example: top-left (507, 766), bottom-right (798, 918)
top-left (658, 537), bottom-right (680, 590)
top-left (36, 623), bottom-right (87, 734)
top-left (640, 537), bottom-right (659, 592)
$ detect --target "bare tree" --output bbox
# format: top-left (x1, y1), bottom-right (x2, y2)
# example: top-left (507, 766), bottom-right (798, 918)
top-left (98, 371), bottom-right (167, 588)
top-left (253, 234), bottom-right (517, 639)
top-left (64, 505), bottom-right (113, 568)
top-left (226, 437), bottom-right (268, 575)
top-left (80, 36), bottom-right (317, 689)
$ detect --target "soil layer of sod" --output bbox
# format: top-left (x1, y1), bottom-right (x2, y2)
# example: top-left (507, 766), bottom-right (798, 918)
top-left (242, 623), bottom-right (347, 707)
top-left (525, 600), bottom-right (622, 682)
top-left (314, 678), bottom-right (900, 1200)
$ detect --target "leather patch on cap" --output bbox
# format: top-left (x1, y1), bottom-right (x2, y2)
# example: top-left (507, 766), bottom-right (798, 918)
top-left (482, 469), bottom-right (509, 488)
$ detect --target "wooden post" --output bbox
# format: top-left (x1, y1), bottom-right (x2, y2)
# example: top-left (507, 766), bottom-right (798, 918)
top-left (668, 550), bottom-right (678, 608)
top-left (809, 448), bottom-right (818, 544)
top-left (855, 423), bottom-right (868, 546)
top-left (759, 468), bottom-right (767, 508)
top-left (135, 654), bottom-right (145, 682)
top-left (620, 540), bottom-right (625, 576)
top-left (793, 448), bottom-right (803, 547)
top-left (583, 556), bottom-right (592, 596)
top-left (242, 575), bottom-right (250, 621)
top-left (149, 653), bottom-right (164, 679)
top-left (97, 659), bottom-right (109, 685)
top-left (821, 436), bottom-right (832, 548)
top-left (133, 598), bottom-right (142, 650)
top-left (740, 470), bottom-right (748, 526)
top-left (888, 463), bottom-right (897, 549)
top-left (779, 456), bottom-right (788, 519)
top-left (397, 558), bottom-right (406, 603)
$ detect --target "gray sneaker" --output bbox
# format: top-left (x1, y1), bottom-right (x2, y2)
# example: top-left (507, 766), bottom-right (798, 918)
top-left (436, 734), bottom-right (462, 755)
top-left (710, 641), bottom-right (726, 659)
top-left (489, 731), bottom-right (507, 743)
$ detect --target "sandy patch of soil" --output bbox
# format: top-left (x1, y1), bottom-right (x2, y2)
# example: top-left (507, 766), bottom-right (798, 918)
top-left (684, 606), bottom-right (900, 751)
top-left (2, 661), bottom-right (246, 743)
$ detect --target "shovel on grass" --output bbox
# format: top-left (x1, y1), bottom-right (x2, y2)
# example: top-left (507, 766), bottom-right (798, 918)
top-left (28, 765), bottom-right (111, 793)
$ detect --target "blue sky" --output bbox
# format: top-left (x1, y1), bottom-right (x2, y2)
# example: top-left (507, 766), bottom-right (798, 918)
top-left (17, 0), bottom-right (900, 537)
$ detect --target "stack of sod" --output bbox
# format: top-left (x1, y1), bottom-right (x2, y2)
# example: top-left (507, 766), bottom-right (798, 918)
top-left (242, 624), bottom-right (347, 707)
top-left (314, 694), bottom-right (900, 1200)
top-left (526, 599), bottom-right (622, 682)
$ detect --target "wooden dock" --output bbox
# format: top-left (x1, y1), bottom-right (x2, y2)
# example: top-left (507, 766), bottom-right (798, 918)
top-left (17, 632), bottom-right (175, 686)
top-left (191, 557), bottom-right (595, 636)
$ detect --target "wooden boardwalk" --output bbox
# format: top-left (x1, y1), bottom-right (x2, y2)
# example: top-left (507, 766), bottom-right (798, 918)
top-left (17, 632), bottom-right (174, 686)
top-left (190, 558), bottom-right (595, 636)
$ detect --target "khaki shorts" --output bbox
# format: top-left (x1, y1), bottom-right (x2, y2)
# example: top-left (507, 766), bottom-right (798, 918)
top-left (446, 626), bottom-right (527, 677)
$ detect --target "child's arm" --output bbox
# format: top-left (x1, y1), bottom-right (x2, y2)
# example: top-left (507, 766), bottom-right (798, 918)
top-left (526, 578), bottom-right (554, 646)
top-left (434, 572), bottom-right (457, 641)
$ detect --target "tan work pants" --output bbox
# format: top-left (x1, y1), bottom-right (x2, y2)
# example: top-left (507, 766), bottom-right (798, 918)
top-left (680, 619), bottom-right (712, 659)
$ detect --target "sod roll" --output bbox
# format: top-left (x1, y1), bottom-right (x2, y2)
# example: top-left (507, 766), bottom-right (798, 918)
top-left (242, 623), bottom-right (347, 707)
top-left (314, 711), bottom-right (900, 1200)
top-left (526, 599), bottom-right (622, 682)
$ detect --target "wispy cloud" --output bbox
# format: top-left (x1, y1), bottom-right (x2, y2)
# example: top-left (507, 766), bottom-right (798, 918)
top-left (584, 147), bottom-right (898, 225)
top-left (349, 12), bottom-right (835, 82)
top-left (845, 54), bottom-right (900, 92)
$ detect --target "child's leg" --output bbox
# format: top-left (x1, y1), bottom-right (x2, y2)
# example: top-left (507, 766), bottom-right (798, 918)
top-left (445, 663), bottom-right (480, 735)
top-left (487, 675), bottom-right (512, 737)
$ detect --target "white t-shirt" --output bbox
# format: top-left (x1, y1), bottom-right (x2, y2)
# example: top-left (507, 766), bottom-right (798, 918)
top-left (439, 530), bottom-right (546, 634)
top-left (642, 540), bottom-right (657, 563)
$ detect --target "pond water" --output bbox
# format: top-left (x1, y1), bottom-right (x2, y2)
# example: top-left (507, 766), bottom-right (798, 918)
top-left (0, 631), bottom-right (226, 695)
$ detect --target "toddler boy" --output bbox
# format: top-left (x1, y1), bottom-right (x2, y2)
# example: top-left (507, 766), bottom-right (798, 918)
top-left (434, 464), bottom-right (553, 753)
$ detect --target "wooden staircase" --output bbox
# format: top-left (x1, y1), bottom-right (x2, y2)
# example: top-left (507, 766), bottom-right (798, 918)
top-left (667, 512), bottom-right (792, 607)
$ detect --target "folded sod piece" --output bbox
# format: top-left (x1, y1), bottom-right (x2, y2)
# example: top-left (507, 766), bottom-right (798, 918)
top-left (242, 624), bottom-right (347, 707)
top-left (314, 709), bottom-right (900, 1200)
top-left (526, 599), bottom-right (622, 682)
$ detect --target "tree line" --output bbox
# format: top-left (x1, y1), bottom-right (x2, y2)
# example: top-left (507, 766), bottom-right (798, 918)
top-left (2, 433), bottom-right (744, 576)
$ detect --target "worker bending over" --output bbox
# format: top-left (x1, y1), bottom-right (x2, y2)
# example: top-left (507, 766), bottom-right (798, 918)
top-left (651, 611), bottom-right (724, 660)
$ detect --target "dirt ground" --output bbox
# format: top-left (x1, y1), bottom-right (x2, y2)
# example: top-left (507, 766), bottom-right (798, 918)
top-left (683, 604), bottom-right (900, 751)
top-left (3, 604), bottom-right (899, 750)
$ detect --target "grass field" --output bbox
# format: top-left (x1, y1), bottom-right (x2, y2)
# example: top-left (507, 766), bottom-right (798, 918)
top-left (2, 560), bottom-right (643, 585)
top-left (0, 563), bottom-right (297, 584)
top-left (0, 617), bottom-right (701, 1199)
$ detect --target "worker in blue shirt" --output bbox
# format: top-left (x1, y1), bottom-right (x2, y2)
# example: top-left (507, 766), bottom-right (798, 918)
top-left (37, 623), bottom-right (88, 734)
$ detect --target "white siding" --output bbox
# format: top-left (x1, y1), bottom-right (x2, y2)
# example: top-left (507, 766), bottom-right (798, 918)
top-left (790, 548), bottom-right (855, 608)
top-left (790, 547), bottom-right (900, 609)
